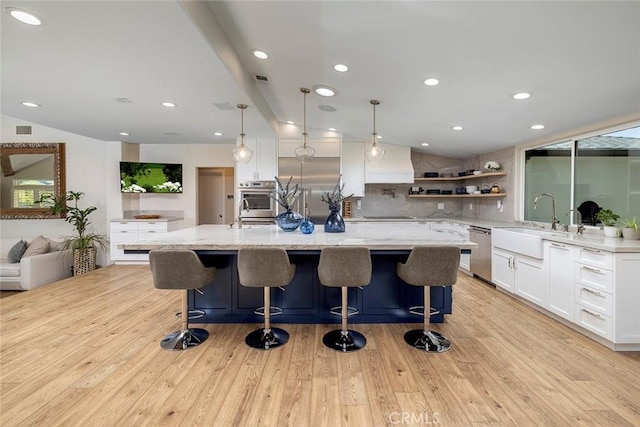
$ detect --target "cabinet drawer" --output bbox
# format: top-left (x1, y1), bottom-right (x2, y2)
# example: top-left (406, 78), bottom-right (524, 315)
top-left (110, 221), bottom-right (138, 232)
top-left (575, 304), bottom-right (613, 339)
top-left (576, 247), bottom-right (613, 269)
top-left (137, 221), bottom-right (167, 232)
top-left (574, 263), bottom-right (613, 293)
top-left (575, 285), bottom-right (613, 316)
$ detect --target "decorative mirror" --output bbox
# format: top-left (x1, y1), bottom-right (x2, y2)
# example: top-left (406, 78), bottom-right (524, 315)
top-left (0, 142), bottom-right (66, 219)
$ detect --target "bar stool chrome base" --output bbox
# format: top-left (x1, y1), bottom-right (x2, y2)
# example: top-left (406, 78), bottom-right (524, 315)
top-left (245, 327), bottom-right (289, 350)
top-left (404, 329), bottom-right (451, 352)
top-left (323, 329), bottom-right (366, 352)
top-left (160, 328), bottom-right (209, 351)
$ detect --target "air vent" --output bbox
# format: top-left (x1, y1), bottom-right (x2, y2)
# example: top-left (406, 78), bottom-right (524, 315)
top-left (116, 97), bottom-right (133, 103)
top-left (162, 132), bottom-right (180, 136)
top-left (252, 74), bottom-right (270, 85)
top-left (213, 102), bottom-right (234, 111)
top-left (16, 125), bottom-right (32, 135)
top-left (318, 105), bottom-right (337, 112)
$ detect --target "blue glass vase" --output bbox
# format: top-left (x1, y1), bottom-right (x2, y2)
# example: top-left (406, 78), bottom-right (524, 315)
top-left (300, 219), bottom-right (315, 234)
top-left (324, 205), bottom-right (345, 233)
top-left (275, 210), bottom-right (303, 232)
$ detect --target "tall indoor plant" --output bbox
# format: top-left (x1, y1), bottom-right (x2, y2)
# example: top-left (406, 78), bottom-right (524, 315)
top-left (41, 191), bottom-right (108, 275)
top-left (595, 208), bottom-right (620, 237)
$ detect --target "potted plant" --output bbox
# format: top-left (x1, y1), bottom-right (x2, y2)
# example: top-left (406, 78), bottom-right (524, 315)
top-left (270, 176), bottom-right (303, 232)
top-left (619, 217), bottom-right (640, 240)
top-left (321, 176), bottom-right (353, 233)
top-left (41, 191), bottom-right (108, 275)
top-left (595, 208), bottom-right (620, 237)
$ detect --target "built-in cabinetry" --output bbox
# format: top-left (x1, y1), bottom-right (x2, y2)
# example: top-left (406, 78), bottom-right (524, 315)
top-left (341, 141), bottom-right (365, 197)
top-left (410, 172), bottom-right (508, 198)
top-left (235, 138), bottom-right (277, 182)
top-left (278, 138), bottom-right (340, 158)
top-left (546, 241), bottom-right (574, 321)
top-left (491, 247), bottom-right (545, 304)
top-left (110, 219), bottom-right (183, 263)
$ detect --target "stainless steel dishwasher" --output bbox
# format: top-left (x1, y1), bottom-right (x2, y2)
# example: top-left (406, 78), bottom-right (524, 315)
top-left (469, 226), bottom-right (492, 282)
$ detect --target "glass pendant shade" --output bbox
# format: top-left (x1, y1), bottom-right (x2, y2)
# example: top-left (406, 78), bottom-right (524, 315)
top-left (295, 88), bottom-right (315, 163)
top-left (233, 104), bottom-right (253, 164)
top-left (366, 99), bottom-right (385, 163)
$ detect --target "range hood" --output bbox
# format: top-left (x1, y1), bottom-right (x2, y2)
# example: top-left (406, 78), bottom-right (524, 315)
top-left (364, 142), bottom-right (415, 183)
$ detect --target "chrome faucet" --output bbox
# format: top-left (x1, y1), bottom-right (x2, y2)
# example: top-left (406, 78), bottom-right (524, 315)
top-left (237, 198), bottom-right (250, 228)
top-left (533, 193), bottom-right (559, 230)
top-left (566, 209), bottom-right (585, 234)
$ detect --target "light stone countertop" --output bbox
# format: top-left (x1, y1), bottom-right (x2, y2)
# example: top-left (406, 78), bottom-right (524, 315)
top-left (111, 217), bottom-right (183, 223)
top-left (120, 223), bottom-right (476, 251)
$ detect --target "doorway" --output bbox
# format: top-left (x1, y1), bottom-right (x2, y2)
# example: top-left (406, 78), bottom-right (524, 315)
top-left (197, 167), bottom-right (234, 225)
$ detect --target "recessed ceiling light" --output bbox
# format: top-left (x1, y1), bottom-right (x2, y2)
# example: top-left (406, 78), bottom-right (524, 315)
top-left (328, 127), bottom-right (337, 132)
top-left (251, 49), bottom-right (269, 59)
top-left (423, 78), bottom-right (439, 86)
top-left (162, 102), bottom-right (176, 108)
top-left (421, 142), bottom-right (430, 146)
top-left (214, 132), bottom-right (223, 136)
top-left (6, 7), bottom-right (43, 26)
top-left (285, 120), bottom-right (295, 125)
top-left (512, 92), bottom-right (531, 100)
top-left (21, 101), bottom-right (40, 107)
top-left (376, 135), bottom-right (382, 139)
top-left (531, 124), bottom-right (545, 130)
top-left (313, 85), bottom-right (338, 97)
top-left (452, 126), bottom-right (463, 131)
top-left (119, 132), bottom-right (130, 136)
top-left (334, 64), bottom-right (349, 72)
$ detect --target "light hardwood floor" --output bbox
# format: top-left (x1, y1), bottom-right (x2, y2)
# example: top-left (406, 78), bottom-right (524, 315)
top-left (1, 265), bottom-right (639, 426)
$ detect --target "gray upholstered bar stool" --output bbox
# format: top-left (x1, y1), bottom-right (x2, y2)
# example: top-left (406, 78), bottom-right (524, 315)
top-left (149, 249), bottom-right (216, 351)
top-left (237, 248), bottom-right (296, 350)
top-left (397, 246), bottom-right (459, 352)
top-left (318, 246), bottom-right (372, 352)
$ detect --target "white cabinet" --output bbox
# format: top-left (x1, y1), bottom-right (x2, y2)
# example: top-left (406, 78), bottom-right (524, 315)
top-left (491, 247), bottom-right (545, 303)
top-left (235, 138), bottom-right (277, 182)
top-left (364, 142), bottom-right (414, 184)
top-left (341, 141), bottom-right (365, 197)
top-left (278, 138), bottom-right (340, 158)
top-left (546, 241), bottom-right (575, 321)
top-left (110, 220), bottom-right (183, 263)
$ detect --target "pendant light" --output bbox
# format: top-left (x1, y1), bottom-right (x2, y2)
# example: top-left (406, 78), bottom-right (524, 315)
top-left (366, 99), bottom-right (385, 163)
top-left (233, 104), bottom-right (253, 164)
top-left (295, 87), bottom-right (315, 163)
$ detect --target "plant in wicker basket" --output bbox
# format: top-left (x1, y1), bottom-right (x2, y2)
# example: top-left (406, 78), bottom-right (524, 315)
top-left (41, 191), bottom-right (108, 275)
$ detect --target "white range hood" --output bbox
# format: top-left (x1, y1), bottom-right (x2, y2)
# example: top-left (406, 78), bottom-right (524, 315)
top-left (364, 142), bottom-right (415, 183)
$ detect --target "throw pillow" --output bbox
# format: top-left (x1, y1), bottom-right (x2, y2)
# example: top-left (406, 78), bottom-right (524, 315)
top-left (7, 240), bottom-right (29, 263)
top-left (23, 235), bottom-right (50, 257)
top-left (47, 239), bottom-right (65, 252)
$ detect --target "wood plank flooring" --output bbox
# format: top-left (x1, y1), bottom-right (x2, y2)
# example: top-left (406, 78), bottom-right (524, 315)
top-left (1, 265), bottom-right (639, 426)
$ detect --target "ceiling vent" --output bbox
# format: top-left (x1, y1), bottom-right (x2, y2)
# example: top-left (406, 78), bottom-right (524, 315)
top-left (115, 97), bottom-right (132, 103)
top-left (16, 125), bottom-right (32, 135)
top-left (213, 102), bottom-right (234, 111)
top-left (252, 74), bottom-right (270, 85)
top-left (318, 105), bottom-right (337, 112)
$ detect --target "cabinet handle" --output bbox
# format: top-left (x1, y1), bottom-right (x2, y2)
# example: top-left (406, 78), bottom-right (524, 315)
top-left (583, 248), bottom-right (601, 254)
top-left (581, 308), bottom-right (604, 320)
top-left (582, 287), bottom-right (603, 297)
top-left (551, 243), bottom-right (566, 249)
top-left (513, 257), bottom-right (517, 269)
top-left (582, 266), bottom-right (603, 274)
top-left (147, 230), bottom-right (156, 233)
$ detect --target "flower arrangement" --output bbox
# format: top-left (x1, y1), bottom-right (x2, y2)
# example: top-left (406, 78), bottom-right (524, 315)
top-left (271, 176), bottom-right (302, 212)
top-left (321, 176), bottom-right (353, 210)
top-left (484, 160), bottom-right (501, 172)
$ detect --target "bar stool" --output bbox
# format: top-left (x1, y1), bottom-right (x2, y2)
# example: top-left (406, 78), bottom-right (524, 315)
top-left (318, 246), bottom-right (372, 352)
top-left (237, 248), bottom-right (296, 349)
top-left (149, 249), bottom-right (216, 351)
top-left (397, 246), bottom-right (459, 352)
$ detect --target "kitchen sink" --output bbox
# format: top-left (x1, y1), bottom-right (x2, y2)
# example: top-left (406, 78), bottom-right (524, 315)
top-left (491, 227), bottom-right (553, 259)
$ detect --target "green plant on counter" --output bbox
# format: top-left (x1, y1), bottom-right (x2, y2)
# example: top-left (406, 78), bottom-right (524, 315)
top-left (595, 208), bottom-right (620, 227)
top-left (620, 217), bottom-right (638, 232)
top-left (270, 176), bottom-right (302, 212)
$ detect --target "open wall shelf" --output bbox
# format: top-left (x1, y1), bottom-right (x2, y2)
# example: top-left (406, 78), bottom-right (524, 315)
top-left (408, 193), bottom-right (507, 198)
top-left (414, 172), bottom-right (507, 182)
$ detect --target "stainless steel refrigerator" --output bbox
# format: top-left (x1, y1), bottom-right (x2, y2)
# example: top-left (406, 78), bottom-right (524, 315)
top-left (278, 157), bottom-right (341, 224)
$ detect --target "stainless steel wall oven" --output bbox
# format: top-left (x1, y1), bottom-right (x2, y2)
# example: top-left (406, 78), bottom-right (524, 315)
top-left (238, 181), bottom-right (276, 223)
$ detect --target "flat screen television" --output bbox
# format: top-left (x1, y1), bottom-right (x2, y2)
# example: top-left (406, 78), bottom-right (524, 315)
top-left (120, 162), bottom-right (183, 193)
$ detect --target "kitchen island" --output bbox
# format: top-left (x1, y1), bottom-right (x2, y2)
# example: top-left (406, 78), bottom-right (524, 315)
top-left (122, 223), bottom-right (476, 324)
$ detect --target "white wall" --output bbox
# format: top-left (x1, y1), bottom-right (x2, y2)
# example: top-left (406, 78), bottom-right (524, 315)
top-left (1, 114), bottom-right (110, 266)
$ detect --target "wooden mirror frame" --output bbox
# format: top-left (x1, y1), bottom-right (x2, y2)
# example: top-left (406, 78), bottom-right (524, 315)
top-left (0, 142), bottom-right (66, 219)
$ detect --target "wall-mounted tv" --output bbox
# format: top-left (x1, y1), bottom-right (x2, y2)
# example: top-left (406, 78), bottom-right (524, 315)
top-left (120, 162), bottom-right (183, 193)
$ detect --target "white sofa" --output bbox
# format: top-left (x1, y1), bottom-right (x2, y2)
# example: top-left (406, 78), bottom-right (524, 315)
top-left (0, 238), bottom-right (73, 291)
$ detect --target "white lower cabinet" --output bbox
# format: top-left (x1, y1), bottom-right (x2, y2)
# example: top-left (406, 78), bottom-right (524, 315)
top-left (491, 247), bottom-right (545, 303)
top-left (546, 241), bottom-right (575, 321)
top-left (110, 220), bottom-right (183, 263)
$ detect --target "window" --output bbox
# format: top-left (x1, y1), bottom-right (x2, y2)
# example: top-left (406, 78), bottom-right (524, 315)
top-left (11, 179), bottom-right (54, 208)
top-left (524, 125), bottom-right (640, 226)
